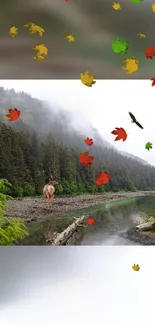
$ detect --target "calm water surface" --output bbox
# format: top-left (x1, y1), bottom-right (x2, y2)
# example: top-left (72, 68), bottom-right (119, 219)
top-left (75, 196), bottom-right (155, 246)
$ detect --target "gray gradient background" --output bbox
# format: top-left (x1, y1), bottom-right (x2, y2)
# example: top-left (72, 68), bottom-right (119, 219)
top-left (0, 247), bottom-right (155, 324)
top-left (0, 0), bottom-right (154, 78)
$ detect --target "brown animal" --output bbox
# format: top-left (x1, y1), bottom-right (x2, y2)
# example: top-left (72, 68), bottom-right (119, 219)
top-left (43, 179), bottom-right (59, 211)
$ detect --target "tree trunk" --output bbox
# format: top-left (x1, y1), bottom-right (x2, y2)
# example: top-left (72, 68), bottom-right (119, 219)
top-left (50, 215), bottom-right (85, 246)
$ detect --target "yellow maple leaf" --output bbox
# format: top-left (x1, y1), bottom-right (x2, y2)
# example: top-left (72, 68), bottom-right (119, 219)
top-left (33, 44), bottom-right (48, 56)
top-left (34, 54), bottom-right (45, 61)
top-left (24, 22), bottom-right (45, 37)
top-left (152, 4), bottom-right (155, 13)
top-left (65, 34), bottom-right (75, 42)
top-left (80, 70), bottom-right (96, 87)
top-left (122, 57), bottom-right (139, 74)
top-left (9, 26), bottom-right (19, 37)
top-left (137, 33), bottom-right (146, 38)
top-left (112, 2), bottom-right (122, 10)
top-left (132, 264), bottom-right (140, 271)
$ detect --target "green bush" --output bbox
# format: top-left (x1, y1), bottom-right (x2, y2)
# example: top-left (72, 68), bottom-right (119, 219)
top-left (23, 182), bottom-right (35, 196)
top-left (0, 178), bottom-right (28, 245)
top-left (11, 185), bottom-right (24, 197)
top-left (55, 183), bottom-right (64, 195)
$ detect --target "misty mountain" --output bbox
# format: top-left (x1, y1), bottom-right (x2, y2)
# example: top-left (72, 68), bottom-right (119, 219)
top-left (0, 86), bottom-right (151, 165)
top-left (1, 86), bottom-right (155, 196)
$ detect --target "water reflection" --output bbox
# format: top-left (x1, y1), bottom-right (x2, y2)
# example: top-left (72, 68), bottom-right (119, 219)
top-left (79, 196), bottom-right (155, 245)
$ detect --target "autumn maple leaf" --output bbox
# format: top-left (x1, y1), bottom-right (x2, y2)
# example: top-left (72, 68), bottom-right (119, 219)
top-left (145, 47), bottom-right (155, 59)
top-left (79, 151), bottom-right (94, 166)
top-left (9, 26), bottom-right (19, 37)
top-left (95, 171), bottom-right (111, 186)
top-left (86, 217), bottom-right (96, 225)
top-left (24, 22), bottom-right (45, 37)
top-left (85, 137), bottom-right (93, 146)
top-left (65, 34), bottom-right (75, 42)
top-left (5, 108), bottom-right (20, 122)
top-left (111, 127), bottom-right (127, 142)
top-left (80, 70), bottom-right (96, 87)
top-left (33, 44), bottom-right (48, 56)
top-left (151, 78), bottom-right (155, 86)
top-left (132, 264), bottom-right (140, 271)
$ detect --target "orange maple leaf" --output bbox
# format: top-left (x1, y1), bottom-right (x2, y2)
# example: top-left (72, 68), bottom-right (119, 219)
top-left (79, 151), bottom-right (94, 166)
top-left (86, 216), bottom-right (96, 225)
top-left (95, 171), bottom-right (111, 186)
top-left (111, 127), bottom-right (127, 141)
top-left (5, 108), bottom-right (21, 122)
top-left (84, 137), bottom-right (93, 146)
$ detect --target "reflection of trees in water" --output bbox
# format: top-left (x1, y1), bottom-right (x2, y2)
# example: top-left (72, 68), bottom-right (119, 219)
top-left (136, 196), bottom-right (155, 218)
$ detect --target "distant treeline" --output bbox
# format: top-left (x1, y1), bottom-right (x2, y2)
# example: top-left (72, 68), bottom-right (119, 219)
top-left (1, 122), bottom-right (155, 197)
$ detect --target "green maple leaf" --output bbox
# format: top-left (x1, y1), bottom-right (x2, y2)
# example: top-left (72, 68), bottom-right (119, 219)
top-left (111, 36), bottom-right (129, 55)
top-left (130, 0), bottom-right (143, 3)
top-left (145, 142), bottom-right (153, 150)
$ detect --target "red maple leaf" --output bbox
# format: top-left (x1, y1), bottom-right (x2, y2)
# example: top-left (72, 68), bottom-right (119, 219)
top-left (95, 171), bottom-right (111, 186)
top-left (86, 216), bottom-right (96, 225)
top-left (111, 127), bottom-right (127, 142)
top-left (151, 78), bottom-right (155, 86)
top-left (5, 108), bottom-right (20, 121)
top-left (79, 151), bottom-right (94, 166)
top-left (145, 47), bottom-right (155, 59)
top-left (84, 137), bottom-right (93, 146)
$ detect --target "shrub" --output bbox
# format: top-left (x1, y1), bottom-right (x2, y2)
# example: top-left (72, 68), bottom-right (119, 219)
top-left (0, 178), bottom-right (28, 245)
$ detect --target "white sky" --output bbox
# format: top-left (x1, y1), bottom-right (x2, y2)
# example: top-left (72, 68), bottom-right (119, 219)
top-left (0, 247), bottom-right (154, 325)
top-left (0, 80), bottom-right (154, 165)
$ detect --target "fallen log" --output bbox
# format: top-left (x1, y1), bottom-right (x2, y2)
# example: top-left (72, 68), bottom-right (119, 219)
top-left (51, 215), bottom-right (86, 246)
top-left (136, 221), bottom-right (155, 232)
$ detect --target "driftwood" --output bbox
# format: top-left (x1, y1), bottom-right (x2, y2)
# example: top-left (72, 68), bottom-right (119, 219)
top-left (50, 215), bottom-right (86, 246)
top-left (136, 221), bottom-right (155, 232)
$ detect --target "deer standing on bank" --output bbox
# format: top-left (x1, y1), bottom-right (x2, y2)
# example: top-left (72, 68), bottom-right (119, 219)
top-left (43, 178), bottom-right (59, 211)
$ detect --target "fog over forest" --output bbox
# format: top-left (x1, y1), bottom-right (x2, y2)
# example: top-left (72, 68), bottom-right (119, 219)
top-left (0, 81), bottom-right (155, 195)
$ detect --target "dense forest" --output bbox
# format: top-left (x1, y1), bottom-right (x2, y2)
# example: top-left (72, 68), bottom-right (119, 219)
top-left (0, 86), bottom-right (155, 197)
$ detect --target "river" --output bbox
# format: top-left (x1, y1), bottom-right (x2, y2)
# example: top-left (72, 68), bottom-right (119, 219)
top-left (71, 196), bottom-right (155, 246)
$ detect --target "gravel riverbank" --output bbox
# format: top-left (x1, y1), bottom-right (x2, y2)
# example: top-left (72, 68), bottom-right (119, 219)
top-left (5, 191), bottom-right (154, 222)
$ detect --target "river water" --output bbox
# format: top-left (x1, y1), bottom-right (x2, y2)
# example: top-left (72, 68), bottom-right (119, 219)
top-left (72, 196), bottom-right (155, 246)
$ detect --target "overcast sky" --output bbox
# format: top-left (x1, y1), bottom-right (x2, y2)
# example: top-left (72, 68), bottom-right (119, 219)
top-left (0, 80), bottom-right (154, 165)
top-left (0, 246), bottom-right (154, 325)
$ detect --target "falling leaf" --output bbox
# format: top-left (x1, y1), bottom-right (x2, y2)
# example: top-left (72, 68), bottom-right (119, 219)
top-left (65, 34), bottom-right (75, 42)
top-left (85, 137), bottom-right (93, 146)
top-left (122, 57), bottom-right (139, 74)
top-left (33, 44), bottom-right (48, 56)
top-left (112, 36), bottom-right (129, 55)
top-left (79, 151), bottom-right (94, 166)
top-left (9, 26), bottom-right (18, 37)
top-left (112, 2), bottom-right (122, 10)
top-left (111, 128), bottom-right (127, 142)
top-left (145, 47), bottom-right (155, 59)
top-left (145, 142), bottom-right (153, 150)
top-left (24, 22), bottom-right (45, 37)
top-left (132, 264), bottom-right (140, 271)
top-left (95, 172), bottom-right (111, 186)
top-left (80, 70), bottom-right (96, 87)
top-left (152, 3), bottom-right (155, 12)
top-left (130, 0), bottom-right (143, 2)
top-left (137, 33), bottom-right (146, 38)
top-left (5, 108), bottom-right (20, 122)
top-left (151, 78), bottom-right (155, 86)
top-left (86, 217), bottom-right (96, 225)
